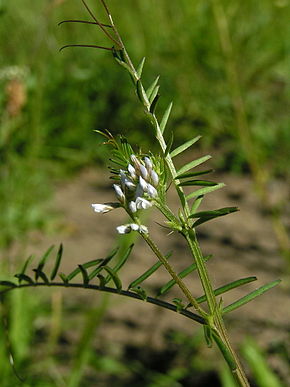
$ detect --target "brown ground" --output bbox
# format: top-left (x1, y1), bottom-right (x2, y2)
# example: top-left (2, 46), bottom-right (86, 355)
top-left (27, 167), bottom-right (290, 384)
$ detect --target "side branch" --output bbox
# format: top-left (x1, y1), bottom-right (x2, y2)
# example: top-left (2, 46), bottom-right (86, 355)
top-left (0, 282), bottom-right (205, 325)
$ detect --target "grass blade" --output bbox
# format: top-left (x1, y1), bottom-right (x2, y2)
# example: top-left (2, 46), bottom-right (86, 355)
top-left (186, 183), bottom-right (225, 200)
top-left (176, 155), bottom-right (212, 176)
top-left (223, 280), bottom-right (281, 314)
top-left (160, 102), bottom-right (173, 133)
top-left (195, 276), bottom-right (257, 304)
top-left (50, 244), bottom-right (63, 281)
top-left (170, 135), bottom-right (201, 158)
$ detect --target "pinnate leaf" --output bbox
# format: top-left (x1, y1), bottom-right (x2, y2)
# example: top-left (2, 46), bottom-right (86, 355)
top-left (223, 280), bottom-right (281, 314)
top-left (170, 136), bottom-right (201, 158)
top-left (176, 155), bottom-right (211, 176)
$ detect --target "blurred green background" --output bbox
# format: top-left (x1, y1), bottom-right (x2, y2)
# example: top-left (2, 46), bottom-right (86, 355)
top-left (0, 0), bottom-right (289, 385)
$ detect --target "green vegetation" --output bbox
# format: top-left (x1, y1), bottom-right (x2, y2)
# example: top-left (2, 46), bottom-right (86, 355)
top-left (0, 0), bottom-right (289, 385)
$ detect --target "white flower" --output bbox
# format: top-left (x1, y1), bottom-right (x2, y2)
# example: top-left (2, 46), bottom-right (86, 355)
top-left (150, 170), bottom-right (159, 187)
top-left (116, 223), bottom-right (148, 234)
top-left (127, 163), bottom-right (136, 178)
top-left (147, 183), bottom-right (157, 198)
top-left (124, 178), bottom-right (136, 191)
top-left (139, 164), bottom-right (148, 180)
top-left (135, 183), bottom-right (144, 199)
top-left (144, 157), bottom-right (153, 171)
top-left (130, 223), bottom-right (139, 231)
top-left (119, 170), bottom-right (127, 188)
top-left (116, 224), bottom-right (131, 234)
top-left (113, 184), bottom-right (125, 202)
top-left (91, 203), bottom-right (116, 213)
top-left (139, 225), bottom-right (149, 234)
top-left (139, 176), bottom-right (148, 191)
top-left (136, 197), bottom-right (152, 210)
top-left (129, 201), bottom-right (137, 213)
top-left (130, 154), bottom-right (141, 169)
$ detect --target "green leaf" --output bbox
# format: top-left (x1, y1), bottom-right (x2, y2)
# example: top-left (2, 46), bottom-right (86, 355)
top-left (131, 286), bottom-right (147, 300)
top-left (160, 102), bottom-right (173, 133)
top-left (170, 136), bottom-right (202, 158)
top-left (59, 273), bottom-right (68, 284)
top-left (128, 251), bottom-right (173, 289)
top-left (212, 332), bottom-right (237, 371)
top-left (158, 255), bottom-right (212, 296)
top-left (113, 54), bottom-right (135, 78)
top-left (14, 274), bottom-right (34, 284)
top-left (203, 325), bottom-right (213, 348)
top-left (78, 265), bottom-right (90, 285)
top-left (172, 297), bottom-right (185, 312)
top-left (97, 274), bottom-right (106, 288)
top-left (189, 206), bottom-right (239, 226)
top-left (35, 245), bottom-right (54, 280)
top-left (104, 244), bottom-right (134, 284)
top-left (18, 254), bottom-right (34, 277)
top-left (223, 280), bottom-right (281, 314)
top-left (136, 57), bottom-right (146, 77)
top-left (0, 281), bottom-right (16, 288)
top-left (146, 75), bottom-right (160, 99)
top-left (111, 244), bottom-right (134, 274)
top-left (190, 195), bottom-right (204, 215)
top-left (178, 180), bottom-right (217, 187)
top-left (33, 269), bottom-right (49, 284)
top-left (102, 266), bottom-right (122, 291)
top-left (164, 132), bottom-right (174, 156)
top-left (136, 80), bottom-right (147, 104)
top-left (175, 169), bottom-right (214, 180)
top-left (176, 155), bottom-right (212, 176)
top-left (186, 183), bottom-right (225, 200)
top-left (67, 259), bottom-right (103, 281)
top-left (67, 247), bottom-right (118, 281)
top-left (50, 243), bottom-right (63, 281)
top-left (149, 93), bottom-right (160, 114)
top-left (149, 85), bottom-right (160, 104)
top-left (195, 276), bottom-right (257, 304)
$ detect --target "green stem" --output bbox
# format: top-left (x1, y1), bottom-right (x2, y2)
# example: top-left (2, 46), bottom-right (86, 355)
top-left (184, 229), bottom-right (217, 314)
top-left (141, 232), bottom-right (206, 317)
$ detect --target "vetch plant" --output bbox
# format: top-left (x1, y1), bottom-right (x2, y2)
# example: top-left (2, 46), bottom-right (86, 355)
top-left (0, 1), bottom-right (281, 386)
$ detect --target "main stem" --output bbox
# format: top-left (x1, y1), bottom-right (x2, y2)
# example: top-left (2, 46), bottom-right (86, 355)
top-left (100, 4), bottom-right (250, 385)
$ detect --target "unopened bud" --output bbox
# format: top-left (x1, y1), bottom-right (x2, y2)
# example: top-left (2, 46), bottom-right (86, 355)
top-left (139, 164), bottom-right (149, 180)
top-left (147, 184), bottom-right (157, 198)
top-left (144, 157), bottom-right (153, 171)
top-left (113, 184), bottom-right (125, 202)
top-left (129, 201), bottom-right (137, 213)
top-left (151, 170), bottom-right (159, 187)
top-left (139, 176), bottom-right (148, 191)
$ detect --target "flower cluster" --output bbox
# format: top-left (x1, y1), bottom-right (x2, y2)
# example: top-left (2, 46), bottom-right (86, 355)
top-left (114, 155), bottom-right (159, 212)
top-left (92, 154), bottom-right (159, 234)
